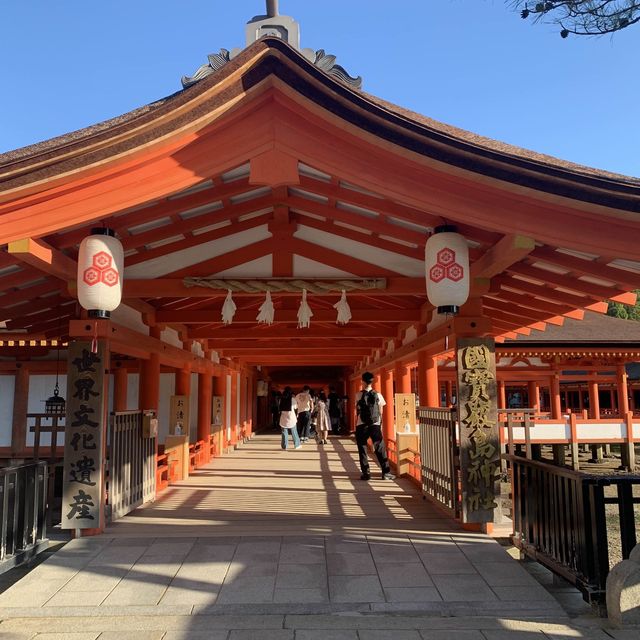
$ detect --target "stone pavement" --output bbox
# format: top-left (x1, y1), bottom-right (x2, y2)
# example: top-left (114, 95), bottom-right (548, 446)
top-left (0, 434), bottom-right (631, 638)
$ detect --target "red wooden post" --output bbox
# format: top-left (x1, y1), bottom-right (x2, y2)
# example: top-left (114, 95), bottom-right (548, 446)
top-left (113, 366), bottom-right (128, 412)
top-left (588, 380), bottom-right (600, 419)
top-left (497, 379), bottom-right (506, 410)
top-left (382, 368), bottom-right (394, 443)
top-left (550, 374), bottom-right (565, 465)
top-left (176, 367), bottom-right (191, 397)
top-left (197, 371), bottom-right (212, 453)
top-left (230, 372), bottom-right (238, 447)
top-left (617, 364), bottom-right (630, 415)
top-left (445, 379), bottom-right (453, 406)
top-left (528, 380), bottom-right (540, 413)
top-left (11, 365), bottom-right (29, 457)
top-left (395, 362), bottom-right (411, 395)
top-left (550, 375), bottom-right (562, 419)
top-left (139, 354), bottom-right (160, 413)
top-left (569, 412), bottom-right (580, 471)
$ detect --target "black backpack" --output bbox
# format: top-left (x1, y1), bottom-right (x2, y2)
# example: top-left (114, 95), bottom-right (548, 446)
top-left (357, 390), bottom-right (381, 425)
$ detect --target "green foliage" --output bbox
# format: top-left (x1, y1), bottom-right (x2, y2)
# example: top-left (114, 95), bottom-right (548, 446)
top-left (607, 290), bottom-right (640, 321)
top-left (511, 1), bottom-right (640, 37)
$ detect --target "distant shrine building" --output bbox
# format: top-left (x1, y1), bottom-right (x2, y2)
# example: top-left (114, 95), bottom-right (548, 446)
top-left (1, 2), bottom-right (639, 534)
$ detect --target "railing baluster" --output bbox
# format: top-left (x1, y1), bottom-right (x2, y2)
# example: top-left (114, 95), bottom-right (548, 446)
top-left (617, 482), bottom-right (638, 558)
top-left (0, 462), bottom-right (48, 570)
top-left (505, 453), bottom-right (640, 611)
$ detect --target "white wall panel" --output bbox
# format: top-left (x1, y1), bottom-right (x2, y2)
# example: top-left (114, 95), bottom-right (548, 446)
top-left (293, 255), bottom-right (353, 278)
top-left (127, 373), bottom-right (140, 410)
top-left (189, 373), bottom-right (199, 443)
top-left (157, 373), bottom-right (175, 442)
top-left (0, 375), bottom-right (15, 447)
top-left (125, 225), bottom-right (271, 278)
top-left (216, 255), bottom-right (272, 278)
top-left (294, 225), bottom-right (424, 276)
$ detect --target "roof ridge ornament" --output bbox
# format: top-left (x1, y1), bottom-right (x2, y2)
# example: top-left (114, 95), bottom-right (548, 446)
top-left (181, 2), bottom-right (362, 90)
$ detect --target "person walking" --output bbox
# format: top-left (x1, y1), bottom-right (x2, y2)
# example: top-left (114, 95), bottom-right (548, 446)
top-left (327, 386), bottom-right (342, 435)
top-left (270, 390), bottom-right (281, 431)
top-left (295, 385), bottom-right (313, 442)
top-left (355, 372), bottom-right (395, 480)
top-left (314, 391), bottom-right (331, 445)
top-left (279, 386), bottom-right (301, 450)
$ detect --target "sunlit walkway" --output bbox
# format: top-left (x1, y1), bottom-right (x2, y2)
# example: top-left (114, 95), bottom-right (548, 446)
top-left (0, 433), bottom-right (606, 639)
top-left (105, 433), bottom-right (454, 537)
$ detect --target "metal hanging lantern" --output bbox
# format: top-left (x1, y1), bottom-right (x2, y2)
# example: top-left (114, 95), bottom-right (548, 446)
top-left (45, 340), bottom-right (65, 414)
top-left (77, 228), bottom-right (124, 318)
top-left (425, 225), bottom-right (470, 315)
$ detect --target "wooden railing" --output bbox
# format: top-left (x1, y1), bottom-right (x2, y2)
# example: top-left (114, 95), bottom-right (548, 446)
top-left (507, 454), bottom-right (640, 610)
top-left (0, 462), bottom-right (48, 572)
top-left (108, 411), bottom-right (155, 521)
top-left (386, 438), bottom-right (397, 466)
top-left (27, 413), bottom-right (65, 461)
top-left (498, 409), bottom-right (639, 470)
top-left (418, 407), bottom-right (460, 518)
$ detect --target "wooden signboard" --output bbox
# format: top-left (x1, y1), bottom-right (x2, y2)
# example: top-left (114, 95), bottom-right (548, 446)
top-left (212, 395), bottom-right (224, 427)
top-left (456, 337), bottom-right (500, 524)
top-left (61, 340), bottom-right (108, 530)
top-left (394, 393), bottom-right (417, 433)
top-left (169, 395), bottom-right (189, 435)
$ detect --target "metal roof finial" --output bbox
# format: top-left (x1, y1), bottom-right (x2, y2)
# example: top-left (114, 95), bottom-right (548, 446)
top-left (266, 0), bottom-right (279, 17)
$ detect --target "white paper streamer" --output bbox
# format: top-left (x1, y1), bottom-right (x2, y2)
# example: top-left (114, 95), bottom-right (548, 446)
top-left (221, 289), bottom-right (236, 325)
top-left (256, 291), bottom-right (275, 325)
top-left (297, 289), bottom-right (313, 329)
top-left (333, 289), bottom-right (352, 325)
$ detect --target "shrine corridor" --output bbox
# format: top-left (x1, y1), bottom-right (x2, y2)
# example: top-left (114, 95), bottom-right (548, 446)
top-left (105, 433), bottom-right (454, 537)
top-left (0, 433), bottom-right (597, 639)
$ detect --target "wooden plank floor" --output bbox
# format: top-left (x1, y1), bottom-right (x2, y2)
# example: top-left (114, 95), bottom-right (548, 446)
top-left (105, 433), bottom-right (461, 537)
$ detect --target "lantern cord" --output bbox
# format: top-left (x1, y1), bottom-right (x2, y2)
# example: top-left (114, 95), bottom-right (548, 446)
top-left (53, 320), bottom-right (62, 397)
top-left (91, 321), bottom-right (98, 354)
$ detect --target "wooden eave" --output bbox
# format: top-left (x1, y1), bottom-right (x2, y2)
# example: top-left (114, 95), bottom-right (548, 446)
top-left (1, 38), bottom-right (640, 371)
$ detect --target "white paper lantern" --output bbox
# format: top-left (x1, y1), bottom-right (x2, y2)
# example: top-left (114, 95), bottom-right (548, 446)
top-left (425, 225), bottom-right (469, 315)
top-left (77, 228), bottom-right (124, 318)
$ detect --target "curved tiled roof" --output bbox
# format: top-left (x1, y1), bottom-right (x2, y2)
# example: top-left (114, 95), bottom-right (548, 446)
top-left (507, 311), bottom-right (640, 344)
top-left (1, 38), bottom-right (639, 210)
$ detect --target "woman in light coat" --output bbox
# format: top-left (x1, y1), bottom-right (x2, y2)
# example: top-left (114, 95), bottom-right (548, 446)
top-left (279, 386), bottom-right (301, 450)
top-left (314, 391), bottom-right (331, 445)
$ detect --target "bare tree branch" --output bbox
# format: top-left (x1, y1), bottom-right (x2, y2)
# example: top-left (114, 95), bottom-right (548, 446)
top-left (509, 1), bottom-right (640, 36)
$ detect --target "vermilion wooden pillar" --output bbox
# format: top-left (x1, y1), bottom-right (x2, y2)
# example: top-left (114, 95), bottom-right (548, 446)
top-left (230, 372), bottom-right (238, 447)
top-left (527, 380), bottom-right (540, 413)
top-left (445, 380), bottom-right (453, 407)
top-left (395, 362), bottom-right (411, 394)
top-left (212, 375), bottom-right (225, 454)
top-left (550, 374), bottom-right (565, 465)
top-left (176, 367), bottom-right (191, 398)
top-left (350, 378), bottom-right (358, 432)
top-left (382, 368), bottom-right (394, 443)
top-left (139, 354), bottom-right (160, 412)
top-left (550, 375), bottom-right (562, 419)
top-left (418, 350), bottom-right (439, 408)
top-left (113, 366), bottom-right (128, 412)
top-left (497, 380), bottom-right (507, 409)
top-left (197, 371), bottom-right (212, 447)
top-left (527, 380), bottom-right (542, 460)
top-left (246, 373), bottom-right (255, 438)
top-left (239, 372), bottom-right (248, 441)
top-left (11, 365), bottom-right (29, 456)
top-left (617, 364), bottom-right (630, 415)
top-left (588, 380), bottom-right (601, 419)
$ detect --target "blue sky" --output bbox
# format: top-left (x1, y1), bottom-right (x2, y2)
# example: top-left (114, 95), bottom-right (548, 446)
top-left (1, 1), bottom-right (638, 176)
